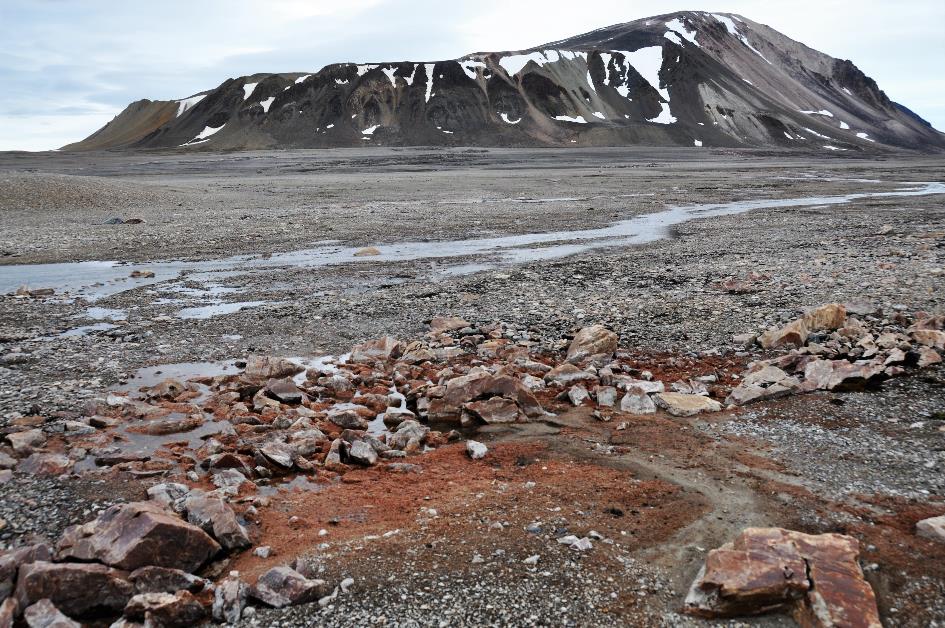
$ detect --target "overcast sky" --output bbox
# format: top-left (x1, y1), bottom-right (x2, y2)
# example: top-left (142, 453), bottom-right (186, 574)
top-left (1, 0), bottom-right (942, 151)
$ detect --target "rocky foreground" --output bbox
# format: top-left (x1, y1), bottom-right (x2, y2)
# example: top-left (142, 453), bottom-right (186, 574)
top-left (1, 301), bottom-right (944, 626)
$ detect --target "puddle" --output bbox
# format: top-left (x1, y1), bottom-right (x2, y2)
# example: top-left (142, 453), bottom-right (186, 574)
top-left (85, 307), bottom-right (128, 321)
top-left (119, 415), bottom-right (233, 456)
top-left (3, 181), bottom-right (942, 299)
top-left (119, 360), bottom-right (238, 393)
top-left (177, 301), bottom-right (271, 320)
top-left (56, 322), bottom-right (117, 339)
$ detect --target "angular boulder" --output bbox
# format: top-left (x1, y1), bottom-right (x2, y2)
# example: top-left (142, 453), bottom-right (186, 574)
top-left (566, 325), bottom-right (618, 363)
top-left (15, 561), bottom-right (133, 618)
top-left (758, 319), bottom-right (809, 350)
top-left (242, 356), bottom-right (304, 384)
top-left (212, 572), bottom-right (246, 624)
top-left (916, 515), bottom-right (945, 544)
top-left (912, 329), bottom-right (945, 349)
top-left (0, 598), bottom-right (18, 628)
top-left (123, 591), bottom-right (205, 627)
top-left (0, 543), bottom-right (53, 601)
top-left (249, 567), bottom-right (327, 608)
top-left (654, 393), bottom-right (722, 417)
top-left (427, 372), bottom-right (543, 423)
top-left (348, 440), bottom-right (378, 466)
top-left (128, 566), bottom-right (207, 594)
top-left (22, 599), bottom-right (80, 628)
top-left (16, 454), bottom-right (73, 476)
top-left (685, 528), bottom-right (881, 628)
top-left (57, 502), bottom-right (220, 573)
top-left (725, 365), bottom-right (800, 406)
top-left (803, 303), bottom-right (847, 331)
top-left (429, 316), bottom-right (470, 333)
top-left (544, 364), bottom-right (597, 387)
top-left (349, 337), bottom-right (402, 363)
top-left (801, 359), bottom-right (885, 392)
top-left (183, 492), bottom-right (252, 551)
top-left (619, 390), bottom-right (656, 415)
top-left (6, 429), bottom-right (45, 455)
top-left (463, 397), bottom-right (521, 424)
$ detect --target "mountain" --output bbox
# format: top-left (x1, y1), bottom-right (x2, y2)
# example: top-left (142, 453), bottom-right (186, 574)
top-left (64, 11), bottom-right (945, 152)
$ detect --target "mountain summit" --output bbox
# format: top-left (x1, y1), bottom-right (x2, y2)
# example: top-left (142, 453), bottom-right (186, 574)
top-left (66, 11), bottom-right (944, 152)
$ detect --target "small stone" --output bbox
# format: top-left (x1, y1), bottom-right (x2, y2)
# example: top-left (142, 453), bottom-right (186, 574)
top-left (619, 390), bottom-right (656, 415)
top-left (566, 325), bottom-right (618, 363)
top-left (353, 246), bottom-right (381, 257)
top-left (249, 566), bottom-right (327, 608)
top-left (466, 440), bottom-right (488, 460)
top-left (916, 515), bottom-right (945, 544)
top-left (253, 546), bottom-right (272, 558)
top-left (567, 385), bottom-right (590, 406)
top-left (654, 393), bottom-right (722, 417)
top-left (348, 441), bottom-right (378, 466)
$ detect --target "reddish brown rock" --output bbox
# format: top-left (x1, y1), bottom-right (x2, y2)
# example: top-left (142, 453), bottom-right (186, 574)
top-left (0, 597), bottom-right (18, 627)
top-left (242, 356), bottom-right (304, 383)
top-left (759, 319), bottom-right (809, 350)
top-left (429, 316), bottom-right (470, 332)
top-left (803, 303), bottom-right (847, 331)
top-left (249, 567), bottom-right (327, 608)
top-left (427, 371), bottom-right (543, 423)
top-left (128, 566), bottom-right (207, 594)
top-left (917, 346), bottom-right (942, 368)
top-left (654, 392), bottom-right (722, 416)
top-left (127, 415), bottom-right (204, 436)
top-left (212, 572), bottom-right (246, 623)
top-left (57, 502), bottom-right (220, 573)
top-left (912, 329), bottom-right (945, 349)
top-left (183, 492), bottom-right (251, 551)
top-left (144, 379), bottom-right (188, 401)
top-left (6, 429), bottom-right (45, 456)
top-left (566, 325), bottom-right (618, 363)
top-left (916, 515), bottom-right (945, 544)
top-left (15, 454), bottom-right (73, 476)
top-left (801, 359), bottom-right (885, 392)
top-left (1, 544), bottom-right (53, 601)
top-left (349, 337), bottom-right (402, 363)
top-left (544, 364), bottom-right (597, 387)
top-left (15, 561), bottom-right (133, 618)
top-left (22, 599), bottom-right (80, 628)
top-left (123, 591), bottom-right (205, 627)
top-left (685, 528), bottom-right (881, 628)
top-left (462, 397), bottom-right (521, 424)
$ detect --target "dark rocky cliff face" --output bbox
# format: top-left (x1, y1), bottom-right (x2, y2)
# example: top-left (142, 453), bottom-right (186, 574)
top-left (65, 11), bottom-right (945, 152)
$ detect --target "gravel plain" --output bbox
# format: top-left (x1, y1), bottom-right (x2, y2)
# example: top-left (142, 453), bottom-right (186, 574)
top-left (0, 146), bottom-right (943, 626)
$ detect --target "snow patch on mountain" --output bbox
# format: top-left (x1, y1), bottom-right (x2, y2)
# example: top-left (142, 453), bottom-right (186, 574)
top-left (555, 115), bottom-right (587, 124)
top-left (712, 13), bottom-right (771, 64)
top-left (176, 94), bottom-right (206, 117)
top-left (800, 109), bottom-right (834, 117)
top-left (242, 83), bottom-right (258, 100)
top-left (648, 102), bottom-right (676, 124)
top-left (665, 18), bottom-right (700, 46)
top-left (259, 97), bottom-right (275, 113)
top-left (424, 64), bottom-right (436, 102)
top-left (625, 46), bottom-right (668, 100)
top-left (182, 124), bottom-right (225, 146)
top-left (460, 60), bottom-right (487, 80)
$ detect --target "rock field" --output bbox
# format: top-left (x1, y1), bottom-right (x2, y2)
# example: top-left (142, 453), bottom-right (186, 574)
top-left (0, 147), bottom-right (943, 627)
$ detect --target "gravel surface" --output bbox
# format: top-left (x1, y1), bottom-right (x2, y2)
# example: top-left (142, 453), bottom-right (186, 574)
top-left (0, 147), bottom-right (943, 626)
